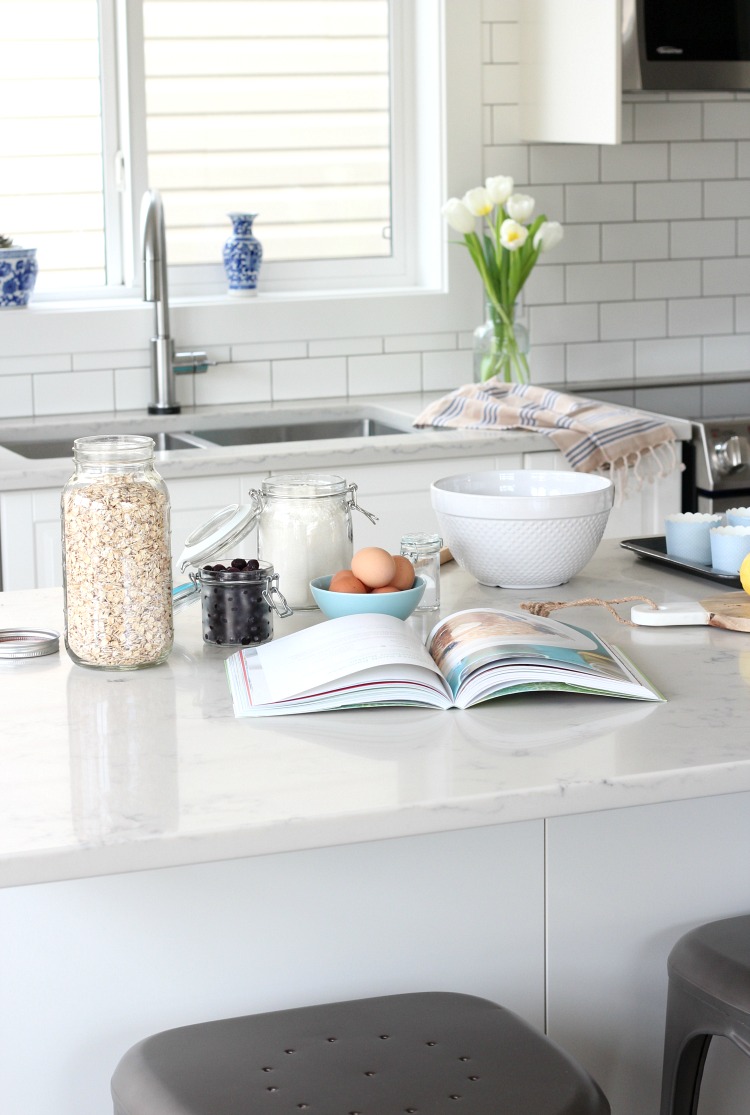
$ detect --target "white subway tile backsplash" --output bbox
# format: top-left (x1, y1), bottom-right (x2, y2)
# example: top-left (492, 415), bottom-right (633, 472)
top-left (737, 142), bottom-right (750, 177)
top-left (309, 337), bottom-right (383, 358)
top-left (529, 303), bottom-right (598, 345)
top-left (529, 144), bottom-right (599, 185)
top-left (384, 333), bottom-right (457, 354)
top-left (703, 257), bottom-right (750, 296)
top-left (566, 263), bottom-right (633, 303)
top-left (422, 350), bottom-right (473, 391)
top-left (635, 182), bottom-right (702, 220)
top-left (72, 349), bottom-right (149, 372)
top-left (523, 265), bottom-right (564, 305)
top-left (704, 102), bottom-right (750, 139)
top-left (669, 141), bottom-right (736, 180)
top-left (538, 223), bottom-right (600, 265)
top-left (635, 260), bottom-right (701, 300)
top-left (565, 183), bottom-right (634, 224)
top-left (34, 370), bottom-right (114, 416)
top-left (348, 353), bottom-right (421, 396)
top-left (703, 333), bottom-right (750, 373)
top-left (232, 340), bottom-right (307, 362)
top-left (699, 381), bottom-right (750, 417)
top-left (634, 102), bottom-right (702, 141)
top-left (0, 376), bottom-right (33, 417)
top-left (566, 341), bottom-right (633, 382)
top-left (527, 344), bottom-right (565, 384)
top-left (668, 297), bottom-right (734, 336)
top-left (490, 22), bottom-right (519, 63)
top-left (600, 300), bottom-right (666, 340)
top-left (482, 63), bottom-right (518, 103)
top-left (704, 180), bottom-right (750, 218)
top-left (482, 0), bottom-right (518, 19)
top-left (195, 361), bottom-right (272, 406)
top-left (601, 143), bottom-right (668, 182)
top-left (670, 219), bottom-right (736, 259)
top-left (635, 337), bottom-right (702, 379)
top-left (483, 144), bottom-right (528, 183)
top-left (272, 357), bottom-right (346, 401)
top-left (491, 104), bottom-right (521, 145)
top-left (736, 296), bottom-right (750, 332)
top-left (602, 221), bottom-right (669, 261)
top-left (0, 353), bottom-right (72, 376)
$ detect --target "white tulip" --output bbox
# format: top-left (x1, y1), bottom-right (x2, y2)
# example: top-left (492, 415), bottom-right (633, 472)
top-left (499, 219), bottom-right (529, 251)
top-left (441, 198), bottom-right (476, 234)
top-left (462, 187), bottom-right (494, 217)
top-left (485, 175), bottom-right (514, 205)
top-left (505, 193), bottom-right (535, 223)
top-left (533, 220), bottom-right (564, 253)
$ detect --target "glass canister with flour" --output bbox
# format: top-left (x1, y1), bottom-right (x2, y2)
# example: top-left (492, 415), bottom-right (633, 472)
top-left (251, 473), bottom-right (378, 608)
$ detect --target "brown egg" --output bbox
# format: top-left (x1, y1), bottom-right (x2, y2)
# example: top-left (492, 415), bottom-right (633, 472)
top-left (390, 555), bottom-right (415, 590)
top-left (371, 584), bottom-right (399, 593)
top-left (329, 569), bottom-right (355, 589)
top-left (328, 571), bottom-right (368, 594)
top-left (351, 546), bottom-right (396, 588)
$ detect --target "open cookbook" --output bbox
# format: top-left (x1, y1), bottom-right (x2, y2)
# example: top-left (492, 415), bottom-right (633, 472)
top-left (225, 607), bottom-right (664, 717)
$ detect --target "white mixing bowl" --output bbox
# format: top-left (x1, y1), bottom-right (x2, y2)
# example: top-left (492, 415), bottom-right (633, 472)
top-left (430, 469), bottom-right (614, 588)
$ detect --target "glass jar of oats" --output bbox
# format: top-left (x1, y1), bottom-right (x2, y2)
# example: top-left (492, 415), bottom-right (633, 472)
top-left (61, 435), bottom-right (173, 669)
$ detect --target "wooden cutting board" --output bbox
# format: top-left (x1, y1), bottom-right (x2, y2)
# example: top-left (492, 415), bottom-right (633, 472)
top-left (631, 592), bottom-right (750, 631)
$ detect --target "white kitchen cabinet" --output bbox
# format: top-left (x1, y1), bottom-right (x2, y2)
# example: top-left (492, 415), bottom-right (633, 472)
top-left (546, 792), bottom-right (750, 1115)
top-left (0, 821), bottom-right (545, 1115)
top-left (0, 441), bottom-right (682, 591)
top-left (520, 0), bottom-right (622, 145)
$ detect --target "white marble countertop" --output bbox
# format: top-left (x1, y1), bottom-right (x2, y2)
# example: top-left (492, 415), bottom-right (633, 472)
top-left (0, 393), bottom-right (693, 492)
top-left (2, 540), bottom-right (748, 889)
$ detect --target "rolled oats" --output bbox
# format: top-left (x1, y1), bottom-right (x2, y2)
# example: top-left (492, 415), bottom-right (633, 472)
top-left (62, 438), bottom-right (173, 669)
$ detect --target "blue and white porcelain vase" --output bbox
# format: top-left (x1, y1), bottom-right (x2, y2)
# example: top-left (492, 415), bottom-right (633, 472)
top-left (222, 213), bottom-right (262, 296)
top-left (0, 245), bottom-right (38, 309)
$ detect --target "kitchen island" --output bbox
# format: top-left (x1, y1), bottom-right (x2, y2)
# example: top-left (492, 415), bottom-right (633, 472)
top-left (2, 543), bottom-right (749, 1115)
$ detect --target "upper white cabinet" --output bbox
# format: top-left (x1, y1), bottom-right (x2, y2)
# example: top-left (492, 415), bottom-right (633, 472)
top-left (520, 0), bottom-right (622, 145)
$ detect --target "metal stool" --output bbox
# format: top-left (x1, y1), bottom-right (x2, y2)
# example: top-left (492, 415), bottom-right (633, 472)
top-left (660, 914), bottom-right (750, 1115)
top-left (112, 991), bottom-right (609, 1114)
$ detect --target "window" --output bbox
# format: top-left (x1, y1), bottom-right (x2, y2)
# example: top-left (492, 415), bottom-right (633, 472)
top-left (3, 0), bottom-right (402, 294)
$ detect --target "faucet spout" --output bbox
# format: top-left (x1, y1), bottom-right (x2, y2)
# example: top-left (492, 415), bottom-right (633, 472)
top-left (141, 188), bottom-right (179, 415)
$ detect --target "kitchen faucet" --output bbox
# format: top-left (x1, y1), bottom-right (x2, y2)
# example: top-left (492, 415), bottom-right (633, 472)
top-left (140, 189), bottom-right (210, 415)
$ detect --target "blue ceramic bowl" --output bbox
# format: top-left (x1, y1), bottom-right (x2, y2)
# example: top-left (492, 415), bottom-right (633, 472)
top-left (310, 575), bottom-right (425, 620)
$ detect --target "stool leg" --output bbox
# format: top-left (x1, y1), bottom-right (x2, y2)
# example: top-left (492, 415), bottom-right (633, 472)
top-left (660, 981), bottom-right (713, 1115)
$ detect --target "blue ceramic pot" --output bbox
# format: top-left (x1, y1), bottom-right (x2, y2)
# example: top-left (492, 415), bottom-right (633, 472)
top-left (222, 213), bottom-right (262, 296)
top-left (0, 247), bottom-right (38, 309)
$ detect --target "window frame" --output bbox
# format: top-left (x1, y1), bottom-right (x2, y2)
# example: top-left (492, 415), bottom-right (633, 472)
top-left (14, 0), bottom-right (482, 352)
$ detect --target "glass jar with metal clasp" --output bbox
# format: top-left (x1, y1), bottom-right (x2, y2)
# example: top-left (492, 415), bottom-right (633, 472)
top-left (174, 504), bottom-right (292, 646)
top-left (247, 473), bottom-right (378, 609)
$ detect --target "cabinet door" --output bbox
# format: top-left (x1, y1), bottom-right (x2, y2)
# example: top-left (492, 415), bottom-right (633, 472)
top-left (0, 822), bottom-right (545, 1115)
top-left (546, 793), bottom-right (750, 1115)
top-left (520, 0), bottom-right (621, 144)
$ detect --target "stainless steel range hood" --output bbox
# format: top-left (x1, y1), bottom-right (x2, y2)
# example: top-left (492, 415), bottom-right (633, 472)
top-left (624, 0), bottom-right (750, 91)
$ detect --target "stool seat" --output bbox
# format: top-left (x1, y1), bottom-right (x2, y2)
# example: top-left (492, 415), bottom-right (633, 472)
top-left (112, 991), bottom-right (609, 1115)
top-left (660, 914), bottom-right (750, 1115)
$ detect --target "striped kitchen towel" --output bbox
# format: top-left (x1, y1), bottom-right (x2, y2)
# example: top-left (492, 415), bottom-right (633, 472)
top-left (413, 381), bottom-right (680, 500)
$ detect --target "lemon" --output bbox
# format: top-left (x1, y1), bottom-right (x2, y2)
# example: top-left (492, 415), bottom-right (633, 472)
top-left (741, 552), bottom-right (750, 596)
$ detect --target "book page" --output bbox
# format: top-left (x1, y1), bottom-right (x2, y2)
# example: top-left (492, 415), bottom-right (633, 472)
top-left (427, 608), bottom-right (648, 700)
top-left (253, 613), bottom-right (447, 703)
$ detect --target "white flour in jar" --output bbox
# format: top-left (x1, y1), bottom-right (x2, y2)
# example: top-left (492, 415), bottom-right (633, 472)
top-left (258, 484), bottom-right (352, 608)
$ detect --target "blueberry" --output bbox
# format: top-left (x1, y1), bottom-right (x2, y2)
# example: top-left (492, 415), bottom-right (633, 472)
top-left (231, 557), bottom-right (247, 570)
top-left (212, 563), bottom-right (226, 571)
top-left (247, 558), bottom-right (260, 571)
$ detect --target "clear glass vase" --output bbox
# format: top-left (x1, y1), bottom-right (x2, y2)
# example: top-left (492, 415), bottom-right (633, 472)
top-left (473, 300), bottom-right (530, 384)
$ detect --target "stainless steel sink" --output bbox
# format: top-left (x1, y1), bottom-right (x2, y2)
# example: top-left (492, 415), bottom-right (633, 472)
top-left (0, 411), bottom-right (416, 460)
top-left (0, 432), bottom-right (203, 459)
top-left (189, 417), bottom-right (410, 447)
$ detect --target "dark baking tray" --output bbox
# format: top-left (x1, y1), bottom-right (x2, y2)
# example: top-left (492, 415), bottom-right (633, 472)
top-left (620, 536), bottom-right (741, 587)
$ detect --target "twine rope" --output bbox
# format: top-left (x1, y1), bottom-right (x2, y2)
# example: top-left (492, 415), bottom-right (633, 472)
top-left (520, 595), bottom-right (659, 627)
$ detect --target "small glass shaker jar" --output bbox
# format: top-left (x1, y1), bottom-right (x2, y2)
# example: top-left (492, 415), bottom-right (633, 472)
top-left (249, 473), bottom-right (377, 609)
top-left (175, 505), bottom-right (292, 646)
top-left (400, 532), bottom-right (442, 612)
top-left (61, 435), bottom-right (174, 670)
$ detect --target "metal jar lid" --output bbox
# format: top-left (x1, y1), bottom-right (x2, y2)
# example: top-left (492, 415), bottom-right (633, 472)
top-left (0, 628), bottom-right (60, 659)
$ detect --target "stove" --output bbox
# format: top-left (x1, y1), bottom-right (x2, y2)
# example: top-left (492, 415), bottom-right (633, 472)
top-left (684, 417), bottom-right (750, 512)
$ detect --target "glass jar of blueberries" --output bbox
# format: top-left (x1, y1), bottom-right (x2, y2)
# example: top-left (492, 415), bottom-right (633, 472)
top-left (174, 505), bottom-right (292, 646)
